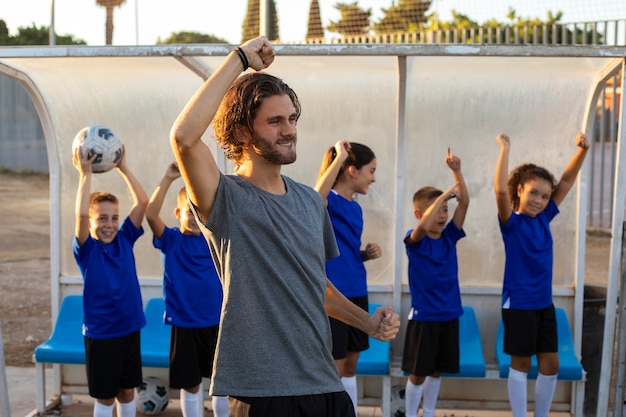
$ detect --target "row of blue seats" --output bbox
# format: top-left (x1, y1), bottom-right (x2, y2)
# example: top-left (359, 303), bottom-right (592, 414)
top-left (362, 304), bottom-right (584, 381)
top-left (358, 304), bottom-right (584, 416)
top-left (33, 297), bottom-right (584, 414)
top-left (34, 296), bottom-right (170, 367)
top-left (358, 305), bottom-right (487, 378)
top-left (34, 296), bottom-right (169, 412)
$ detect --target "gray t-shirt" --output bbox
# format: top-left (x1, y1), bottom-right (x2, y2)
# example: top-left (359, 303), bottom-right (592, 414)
top-left (202, 173), bottom-right (343, 397)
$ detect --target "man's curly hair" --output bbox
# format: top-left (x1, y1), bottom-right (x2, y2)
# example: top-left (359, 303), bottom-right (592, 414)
top-left (212, 72), bottom-right (301, 166)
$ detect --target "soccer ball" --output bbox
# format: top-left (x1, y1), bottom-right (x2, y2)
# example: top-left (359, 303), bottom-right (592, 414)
top-left (72, 125), bottom-right (123, 173)
top-left (136, 376), bottom-right (170, 415)
top-left (391, 384), bottom-right (406, 417)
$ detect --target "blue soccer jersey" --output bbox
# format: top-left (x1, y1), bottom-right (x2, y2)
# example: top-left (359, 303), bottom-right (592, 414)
top-left (73, 216), bottom-right (146, 339)
top-left (153, 227), bottom-right (223, 327)
top-left (500, 199), bottom-right (559, 310)
top-left (325, 190), bottom-right (368, 298)
top-left (405, 222), bottom-right (465, 322)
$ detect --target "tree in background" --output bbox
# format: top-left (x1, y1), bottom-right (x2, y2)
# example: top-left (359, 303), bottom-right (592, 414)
top-left (306, 0), bottom-right (324, 40)
top-left (0, 20), bottom-right (85, 45)
top-left (96, 0), bottom-right (126, 45)
top-left (428, 7), bottom-right (601, 45)
top-left (157, 32), bottom-right (229, 44)
top-left (327, 2), bottom-right (371, 36)
top-left (0, 20), bottom-right (9, 45)
top-left (242, 0), bottom-right (280, 42)
top-left (374, 0), bottom-right (431, 33)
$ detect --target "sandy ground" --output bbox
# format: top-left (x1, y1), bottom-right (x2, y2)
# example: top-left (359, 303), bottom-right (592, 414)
top-left (0, 172), bottom-right (52, 368)
top-left (0, 171), bottom-right (613, 417)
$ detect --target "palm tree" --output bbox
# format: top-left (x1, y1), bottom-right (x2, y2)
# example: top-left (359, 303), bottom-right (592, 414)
top-left (96, 0), bottom-right (126, 45)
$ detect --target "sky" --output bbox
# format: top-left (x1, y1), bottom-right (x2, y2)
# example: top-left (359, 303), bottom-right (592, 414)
top-left (1, 0), bottom-right (625, 46)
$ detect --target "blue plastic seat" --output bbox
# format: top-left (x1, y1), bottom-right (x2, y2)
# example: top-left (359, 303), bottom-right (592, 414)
top-left (140, 297), bottom-right (171, 368)
top-left (34, 295), bottom-right (85, 413)
top-left (443, 305), bottom-right (486, 377)
top-left (356, 303), bottom-right (392, 417)
top-left (34, 295), bottom-right (85, 364)
top-left (356, 304), bottom-right (391, 375)
top-left (495, 306), bottom-right (584, 380)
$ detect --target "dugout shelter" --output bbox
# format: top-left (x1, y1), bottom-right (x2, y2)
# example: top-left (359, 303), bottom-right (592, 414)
top-left (1, 43), bottom-right (625, 416)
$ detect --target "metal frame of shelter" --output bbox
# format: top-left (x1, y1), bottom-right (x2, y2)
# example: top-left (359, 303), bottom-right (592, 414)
top-left (0, 44), bottom-right (625, 416)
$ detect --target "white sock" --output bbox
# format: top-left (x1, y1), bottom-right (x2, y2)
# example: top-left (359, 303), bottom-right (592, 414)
top-left (534, 372), bottom-right (558, 417)
top-left (421, 376), bottom-right (441, 417)
top-left (212, 396), bottom-right (230, 417)
top-left (181, 389), bottom-right (201, 417)
top-left (508, 367), bottom-right (528, 417)
top-left (116, 398), bottom-right (136, 417)
top-left (93, 401), bottom-right (114, 417)
top-left (404, 379), bottom-right (423, 417)
top-left (342, 375), bottom-right (358, 415)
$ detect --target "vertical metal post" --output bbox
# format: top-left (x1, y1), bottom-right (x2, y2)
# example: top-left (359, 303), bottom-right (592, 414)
top-left (135, 0), bottom-right (139, 45)
top-left (49, 0), bottom-right (56, 45)
top-left (392, 55), bottom-right (408, 359)
top-left (613, 222), bottom-right (626, 416)
top-left (259, 0), bottom-right (268, 37)
top-left (596, 60), bottom-right (626, 417)
top-left (0, 323), bottom-right (11, 417)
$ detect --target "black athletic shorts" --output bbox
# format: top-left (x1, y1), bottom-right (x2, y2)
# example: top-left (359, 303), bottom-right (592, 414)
top-left (229, 391), bottom-right (355, 417)
top-left (169, 325), bottom-right (219, 390)
top-left (84, 331), bottom-right (142, 399)
top-left (329, 295), bottom-right (369, 360)
top-left (502, 305), bottom-right (558, 357)
top-left (401, 318), bottom-right (460, 376)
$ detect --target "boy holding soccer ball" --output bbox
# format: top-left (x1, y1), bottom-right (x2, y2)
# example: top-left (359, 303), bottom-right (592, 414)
top-left (72, 143), bottom-right (149, 417)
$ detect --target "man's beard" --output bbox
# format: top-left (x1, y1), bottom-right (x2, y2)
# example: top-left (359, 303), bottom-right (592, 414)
top-left (250, 131), bottom-right (297, 165)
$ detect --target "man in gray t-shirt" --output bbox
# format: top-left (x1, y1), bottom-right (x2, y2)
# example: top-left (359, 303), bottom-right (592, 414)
top-left (170, 35), bottom-right (400, 417)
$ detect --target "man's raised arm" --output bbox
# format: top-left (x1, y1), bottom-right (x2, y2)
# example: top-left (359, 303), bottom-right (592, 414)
top-left (170, 36), bottom-right (275, 222)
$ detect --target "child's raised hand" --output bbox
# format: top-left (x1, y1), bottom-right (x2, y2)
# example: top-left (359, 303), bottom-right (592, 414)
top-left (115, 145), bottom-right (128, 172)
top-left (496, 133), bottom-right (510, 149)
top-left (334, 139), bottom-right (351, 161)
top-left (446, 147), bottom-right (461, 172)
top-left (364, 242), bottom-right (382, 260)
top-left (576, 132), bottom-right (590, 150)
top-left (72, 145), bottom-right (96, 174)
top-left (165, 162), bottom-right (181, 180)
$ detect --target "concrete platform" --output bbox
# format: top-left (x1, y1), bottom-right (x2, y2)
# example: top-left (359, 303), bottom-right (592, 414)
top-left (4, 366), bottom-right (571, 417)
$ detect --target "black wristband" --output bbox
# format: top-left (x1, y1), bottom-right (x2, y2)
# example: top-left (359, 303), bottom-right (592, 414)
top-left (234, 47), bottom-right (249, 71)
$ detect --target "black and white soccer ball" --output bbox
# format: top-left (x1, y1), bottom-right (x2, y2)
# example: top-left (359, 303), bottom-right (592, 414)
top-left (136, 376), bottom-right (170, 415)
top-left (72, 125), bottom-right (124, 173)
top-left (391, 384), bottom-right (406, 417)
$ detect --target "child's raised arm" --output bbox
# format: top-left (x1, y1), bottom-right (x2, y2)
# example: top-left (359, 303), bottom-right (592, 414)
top-left (115, 146), bottom-right (149, 229)
top-left (314, 140), bottom-right (350, 206)
top-left (447, 147), bottom-right (470, 229)
top-left (146, 162), bottom-right (181, 239)
top-left (408, 182), bottom-right (459, 244)
top-left (73, 146), bottom-right (96, 245)
top-left (552, 132), bottom-right (590, 206)
top-left (494, 133), bottom-right (512, 224)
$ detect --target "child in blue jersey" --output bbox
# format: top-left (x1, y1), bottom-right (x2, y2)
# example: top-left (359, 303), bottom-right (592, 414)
top-left (401, 148), bottom-right (469, 417)
top-left (146, 162), bottom-right (227, 417)
top-left (72, 144), bottom-right (149, 417)
top-left (315, 140), bottom-right (381, 414)
top-left (494, 132), bottom-right (589, 417)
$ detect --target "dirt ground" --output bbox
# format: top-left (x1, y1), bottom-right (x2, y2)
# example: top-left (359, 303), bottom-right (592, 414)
top-left (0, 172), bottom-right (613, 368)
top-left (0, 171), bottom-right (52, 366)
